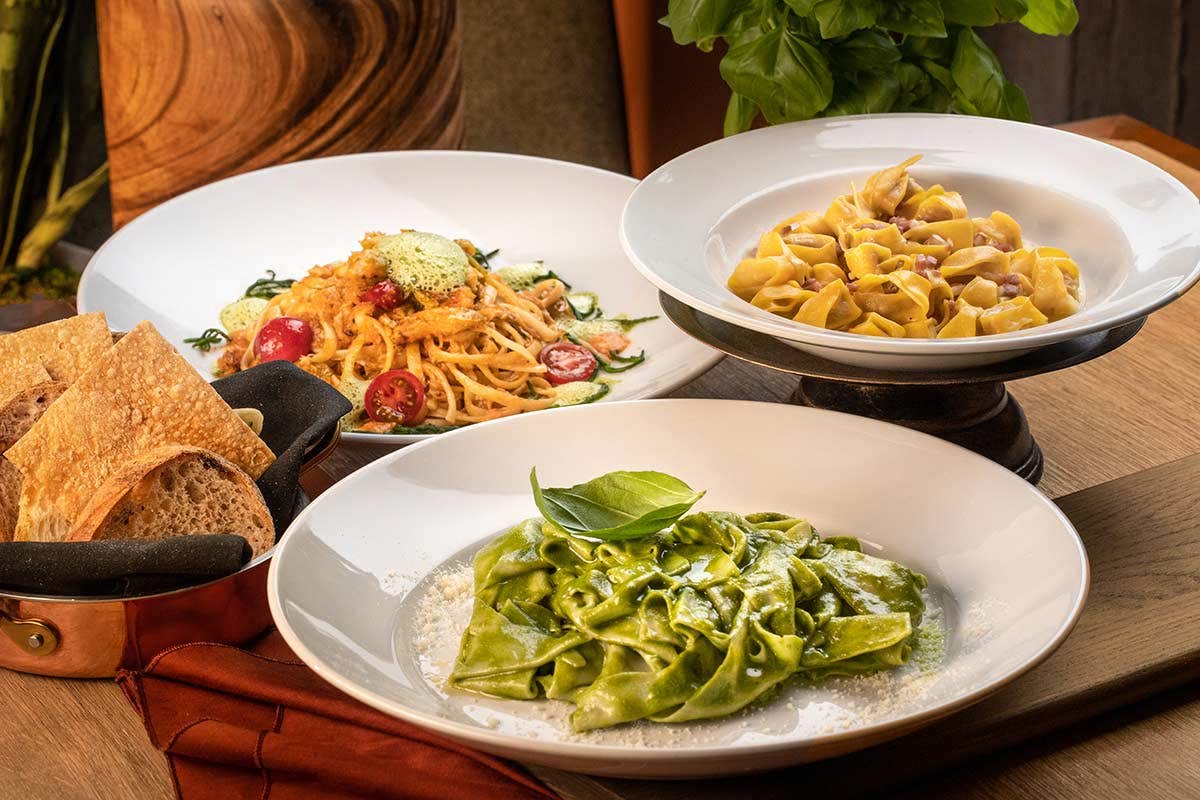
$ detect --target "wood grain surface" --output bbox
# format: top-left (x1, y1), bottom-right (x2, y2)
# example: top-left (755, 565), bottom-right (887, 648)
top-left (97, 0), bottom-right (464, 227)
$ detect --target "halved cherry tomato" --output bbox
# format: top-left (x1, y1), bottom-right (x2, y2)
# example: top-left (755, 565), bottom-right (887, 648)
top-left (359, 280), bottom-right (403, 310)
top-left (538, 342), bottom-right (598, 385)
top-left (365, 369), bottom-right (426, 424)
top-left (253, 317), bottom-right (313, 363)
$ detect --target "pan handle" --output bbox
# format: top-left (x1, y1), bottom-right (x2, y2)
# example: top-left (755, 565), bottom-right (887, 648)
top-left (0, 611), bottom-right (59, 656)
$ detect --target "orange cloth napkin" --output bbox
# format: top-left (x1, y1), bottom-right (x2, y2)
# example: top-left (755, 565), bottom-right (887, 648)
top-left (116, 630), bottom-right (556, 800)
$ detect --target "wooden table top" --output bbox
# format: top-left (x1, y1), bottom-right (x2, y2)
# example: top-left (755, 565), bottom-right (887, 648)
top-left (2, 115), bottom-right (1199, 799)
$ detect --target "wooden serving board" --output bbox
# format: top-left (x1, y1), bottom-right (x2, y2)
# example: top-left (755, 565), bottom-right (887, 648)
top-left (527, 121), bottom-right (1200, 800)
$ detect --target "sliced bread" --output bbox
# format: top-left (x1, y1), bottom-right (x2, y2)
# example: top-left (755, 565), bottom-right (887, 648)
top-left (0, 457), bottom-right (20, 541)
top-left (0, 381), bottom-right (69, 453)
top-left (67, 445), bottom-right (275, 557)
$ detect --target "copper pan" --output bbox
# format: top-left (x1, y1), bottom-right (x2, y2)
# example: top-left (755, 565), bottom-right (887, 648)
top-left (0, 420), bottom-right (341, 678)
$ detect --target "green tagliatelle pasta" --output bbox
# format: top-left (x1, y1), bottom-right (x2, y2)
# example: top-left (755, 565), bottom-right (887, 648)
top-left (450, 509), bottom-right (927, 731)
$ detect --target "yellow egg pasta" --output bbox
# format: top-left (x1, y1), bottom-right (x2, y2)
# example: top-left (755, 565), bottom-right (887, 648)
top-left (728, 155), bottom-right (1083, 339)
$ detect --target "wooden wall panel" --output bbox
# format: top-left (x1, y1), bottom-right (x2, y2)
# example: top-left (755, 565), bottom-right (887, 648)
top-left (1067, 0), bottom-right (1184, 135)
top-left (461, 0), bottom-right (629, 174)
top-left (97, 0), bottom-right (464, 227)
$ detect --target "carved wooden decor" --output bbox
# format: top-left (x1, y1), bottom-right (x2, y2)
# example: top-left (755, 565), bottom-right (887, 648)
top-left (97, 0), bottom-right (464, 227)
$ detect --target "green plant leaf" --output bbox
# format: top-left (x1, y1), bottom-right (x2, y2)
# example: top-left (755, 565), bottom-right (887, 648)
top-left (783, 0), bottom-right (819, 14)
top-left (15, 161), bottom-right (107, 269)
top-left (1000, 79), bottom-right (1032, 121)
top-left (825, 72), bottom-right (900, 116)
top-left (724, 91), bottom-right (759, 136)
top-left (878, 0), bottom-right (946, 37)
top-left (720, 26), bottom-right (834, 123)
top-left (950, 26), bottom-right (1028, 119)
top-left (812, 0), bottom-right (878, 38)
top-left (662, 0), bottom-right (758, 46)
top-left (941, 0), bottom-right (1028, 26)
top-left (830, 29), bottom-right (902, 72)
top-left (531, 468), bottom-right (705, 541)
top-left (1020, 0), bottom-right (1078, 34)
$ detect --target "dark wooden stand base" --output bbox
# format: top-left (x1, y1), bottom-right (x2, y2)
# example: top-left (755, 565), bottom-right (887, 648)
top-left (660, 292), bottom-right (1146, 484)
top-left (791, 378), bottom-right (1043, 482)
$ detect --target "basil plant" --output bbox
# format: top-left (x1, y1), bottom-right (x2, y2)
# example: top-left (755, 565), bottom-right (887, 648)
top-left (661, 0), bottom-right (1080, 135)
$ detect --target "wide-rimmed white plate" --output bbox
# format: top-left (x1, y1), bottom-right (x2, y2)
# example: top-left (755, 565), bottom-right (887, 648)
top-left (77, 151), bottom-right (722, 446)
top-left (269, 399), bottom-right (1088, 778)
top-left (621, 114), bottom-right (1200, 370)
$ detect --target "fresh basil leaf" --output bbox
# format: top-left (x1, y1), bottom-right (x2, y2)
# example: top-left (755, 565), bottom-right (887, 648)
top-left (892, 61), bottom-right (933, 109)
top-left (1000, 79), bottom-right (1032, 121)
top-left (922, 59), bottom-right (954, 89)
top-left (812, 0), bottom-right (878, 38)
top-left (531, 468), bottom-right (705, 541)
top-left (824, 71), bottom-right (899, 116)
top-left (720, 27), bottom-right (834, 123)
top-left (782, 0), bottom-right (819, 14)
top-left (662, 0), bottom-right (758, 46)
top-left (1020, 0), bottom-right (1078, 34)
top-left (879, 0), bottom-right (946, 37)
top-left (830, 29), bottom-right (902, 72)
top-left (903, 32), bottom-right (954, 62)
top-left (951, 26), bottom-right (1012, 118)
top-left (941, 0), bottom-right (1027, 26)
top-left (724, 92), bottom-right (759, 136)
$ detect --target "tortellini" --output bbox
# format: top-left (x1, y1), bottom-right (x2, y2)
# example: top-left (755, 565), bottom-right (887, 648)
top-left (728, 155), bottom-right (1083, 339)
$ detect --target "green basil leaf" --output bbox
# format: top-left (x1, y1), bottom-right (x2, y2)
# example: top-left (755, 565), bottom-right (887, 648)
top-left (720, 27), bottom-right (834, 123)
top-left (825, 71), bottom-right (900, 116)
top-left (724, 92), bottom-right (759, 136)
top-left (783, 0), bottom-right (819, 14)
top-left (831, 29), bottom-right (902, 72)
top-left (941, 0), bottom-right (1028, 26)
top-left (1000, 79), bottom-right (1032, 121)
top-left (893, 61), bottom-right (932, 107)
top-left (903, 32), bottom-right (954, 62)
top-left (951, 26), bottom-right (1015, 118)
top-left (662, 0), bottom-right (758, 45)
top-left (879, 0), bottom-right (946, 37)
top-left (1020, 0), bottom-right (1078, 34)
top-left (531, 468), bottom-right (705, 541)
top-left (812, 0), bottom-right (878, 38)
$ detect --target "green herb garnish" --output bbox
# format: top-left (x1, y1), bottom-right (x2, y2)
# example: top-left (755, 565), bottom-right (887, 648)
top-left (243, 269), bottom-right (295, 299)
top-left (531, 468), bottom-right (705, 541)
top-left (183, 328), bottom-right (230, 351)
top-left (474, 247), bottom-right (500, 270)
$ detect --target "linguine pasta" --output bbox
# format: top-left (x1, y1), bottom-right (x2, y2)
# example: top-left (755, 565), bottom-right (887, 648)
top-left (212, 232), bottom-right (650, 432)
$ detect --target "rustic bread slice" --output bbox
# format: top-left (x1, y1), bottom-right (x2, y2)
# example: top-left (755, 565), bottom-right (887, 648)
top-left (7, 321), bottom-right (275, 538)
top-left (0, 361), bottom-right (51, 408)
top-left (0, 457), bottom-right (20, 541)
top-left (67, 445), bottom-right (275, 557)
top-left (0, 381), bottom-right (69, 453)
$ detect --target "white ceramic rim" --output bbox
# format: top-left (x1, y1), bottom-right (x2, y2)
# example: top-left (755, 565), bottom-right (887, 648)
top-left (77, 150), bottom-right (724, 446)
top-left (269, 398), bottom-right (1090, 764)
top-left (619, 114), bottom-right (1200, 356)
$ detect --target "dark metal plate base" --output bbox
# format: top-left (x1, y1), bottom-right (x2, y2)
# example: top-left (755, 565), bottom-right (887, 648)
top-left (661, 293), bottom-right (1146, 484)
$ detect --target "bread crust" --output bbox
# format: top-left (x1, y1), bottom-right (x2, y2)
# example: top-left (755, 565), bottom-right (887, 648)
top-left (66, 444), bottom-right (275, 557)
top-left (0, 381), bottom-right (69, 453)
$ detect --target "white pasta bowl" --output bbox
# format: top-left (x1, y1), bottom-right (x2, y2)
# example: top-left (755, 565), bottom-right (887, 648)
top-left (269, 399), bottom-right (1088, 778)
top-left (621, 114), bottom-right (1200, 371)
top-left (77, 151), bottom-right (723, 447)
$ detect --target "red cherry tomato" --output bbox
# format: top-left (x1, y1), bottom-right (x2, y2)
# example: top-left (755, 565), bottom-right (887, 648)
top-left (365, 369), bottom-right (426, 424)
top-left (359, 280), bottom-right (403, 310)
top-left (538, 342), bottom-right (598, 385)
top-left (253, 317), bottom-right (313, 363)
